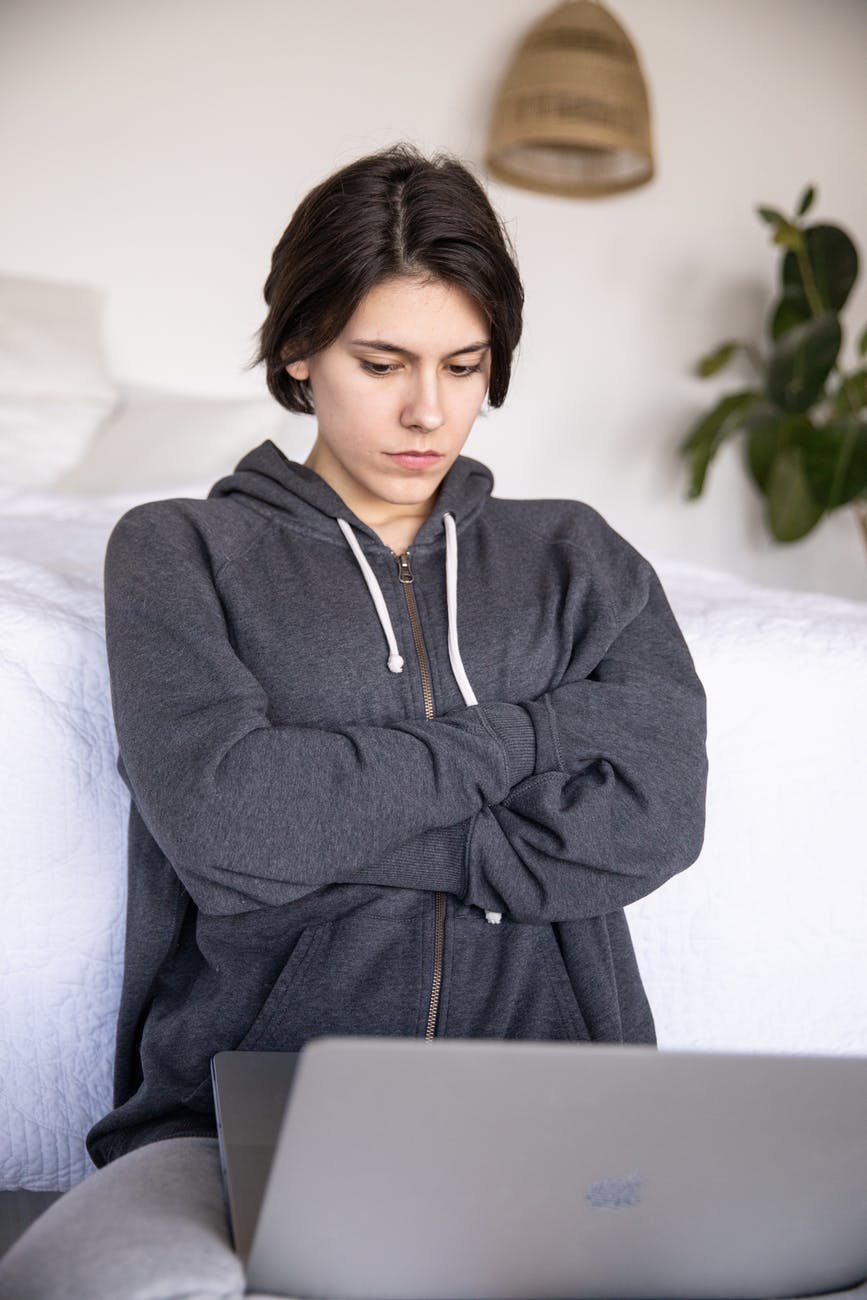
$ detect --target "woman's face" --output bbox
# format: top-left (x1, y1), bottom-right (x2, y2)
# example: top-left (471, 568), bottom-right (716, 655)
top-left (287, 275), bottom-right (492, 531)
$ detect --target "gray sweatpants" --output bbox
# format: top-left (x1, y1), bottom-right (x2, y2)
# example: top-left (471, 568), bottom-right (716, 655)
top-left (2, 1134), bottom-right (866, 1300)
top-left (0, 1136), bottom-right (279, 1300)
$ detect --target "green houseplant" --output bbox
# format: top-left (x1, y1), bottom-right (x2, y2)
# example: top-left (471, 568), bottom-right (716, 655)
top-left (680, 184), bottom-right (867, 559)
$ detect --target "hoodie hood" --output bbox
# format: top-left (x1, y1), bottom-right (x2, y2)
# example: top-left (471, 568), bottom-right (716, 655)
top-left (207, 439), bottom-right (495, 551)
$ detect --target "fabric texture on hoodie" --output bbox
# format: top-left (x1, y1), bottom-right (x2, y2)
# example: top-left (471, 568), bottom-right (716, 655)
top-left (86, 442), bottom-right (708, 1168)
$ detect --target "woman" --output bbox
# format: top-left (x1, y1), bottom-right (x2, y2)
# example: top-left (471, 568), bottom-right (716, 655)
top-left (0, 142), bottom-right (708, 1299)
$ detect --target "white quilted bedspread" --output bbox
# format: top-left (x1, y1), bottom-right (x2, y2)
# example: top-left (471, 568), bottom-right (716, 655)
top-left (1, 485), bottom-right (865, 1192)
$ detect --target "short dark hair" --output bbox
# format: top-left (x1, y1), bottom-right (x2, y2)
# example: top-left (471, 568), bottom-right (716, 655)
top-left (251, 142), bottom-right (524, 414)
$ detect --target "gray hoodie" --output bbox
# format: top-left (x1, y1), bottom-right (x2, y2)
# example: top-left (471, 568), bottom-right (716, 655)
top-left (86, 442), bottom-right (708, 1168)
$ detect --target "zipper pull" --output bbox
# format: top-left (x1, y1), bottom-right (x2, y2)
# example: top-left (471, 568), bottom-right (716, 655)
top-left (395, 550), bottom-right (414, 584)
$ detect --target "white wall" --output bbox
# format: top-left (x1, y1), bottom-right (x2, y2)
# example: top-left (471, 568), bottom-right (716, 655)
top-left (2, 0), bottom-right (866, 599)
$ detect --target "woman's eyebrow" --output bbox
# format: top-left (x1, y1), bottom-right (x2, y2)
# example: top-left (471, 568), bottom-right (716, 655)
top-left (349, 338), bottom-right (491, 359)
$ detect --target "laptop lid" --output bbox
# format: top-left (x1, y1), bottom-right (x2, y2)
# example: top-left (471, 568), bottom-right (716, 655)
top-left (216, 1037), bottom-right (867, 1300)
top-left (211, 1049), bottom-right (299, 1260)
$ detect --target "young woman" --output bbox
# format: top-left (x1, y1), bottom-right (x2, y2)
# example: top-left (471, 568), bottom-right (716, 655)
top-left (0, 142), bottom-right (708, 1299)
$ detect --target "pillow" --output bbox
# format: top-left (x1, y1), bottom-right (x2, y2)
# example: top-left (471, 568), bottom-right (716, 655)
top-left (51, 386), bottom-right (301, 494)
top-left (0, 273), bottom-right (118, 488)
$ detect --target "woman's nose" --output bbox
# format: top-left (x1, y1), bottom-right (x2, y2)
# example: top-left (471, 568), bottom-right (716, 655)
top-left (401, 372), bottom-right (445, 432)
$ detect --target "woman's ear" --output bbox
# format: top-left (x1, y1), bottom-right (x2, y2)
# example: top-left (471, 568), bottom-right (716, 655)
top-left (279, 341), bottom-right (310, 381)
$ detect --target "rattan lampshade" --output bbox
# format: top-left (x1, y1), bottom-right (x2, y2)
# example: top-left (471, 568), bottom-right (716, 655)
top-left (486, 0), bottom-right (654, 198)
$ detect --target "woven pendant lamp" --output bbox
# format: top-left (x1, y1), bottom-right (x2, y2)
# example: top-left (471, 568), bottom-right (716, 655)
top-left (486, 0), bottom-right (654, 198)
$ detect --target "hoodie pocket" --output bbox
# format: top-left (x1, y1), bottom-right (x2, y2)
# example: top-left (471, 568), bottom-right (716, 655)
top-left (181, 910), bottom-right (424, 1111)
top-left (539, 925), bottom-right (592, 1041)
top-left (233, 911), bottom-right (424, 1052)
top-left (443, 914), bottom-right (590, 1041)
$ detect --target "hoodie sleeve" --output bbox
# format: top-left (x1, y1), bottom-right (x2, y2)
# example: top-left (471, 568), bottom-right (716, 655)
top-left (365, 533), bottom-right (708, 924)
top-left (103, 507), bottom-right (537, 916)
top-left (460, 556), bottom-right (708, 922)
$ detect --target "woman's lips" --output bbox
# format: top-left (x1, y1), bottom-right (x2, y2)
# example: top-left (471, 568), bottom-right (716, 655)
top-left (386, 452), bottom-right (444, 470)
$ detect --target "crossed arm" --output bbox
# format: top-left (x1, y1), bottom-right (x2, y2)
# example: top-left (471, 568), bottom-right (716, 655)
top-left (105, 508), bottom-right (707, 923)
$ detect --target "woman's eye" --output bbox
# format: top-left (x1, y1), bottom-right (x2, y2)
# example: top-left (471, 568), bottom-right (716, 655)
top-left (360, 361), bottom-right (398, 376)
top-left (359, 360), bottom-right (484, 377)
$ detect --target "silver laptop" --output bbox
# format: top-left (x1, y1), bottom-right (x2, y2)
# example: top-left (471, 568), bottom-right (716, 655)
top-left (211, 1036), bottom-right (867, 1300)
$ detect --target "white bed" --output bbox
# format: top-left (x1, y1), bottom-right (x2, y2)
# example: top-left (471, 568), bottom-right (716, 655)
top-left (2, 274), bottom-right (866, 1194)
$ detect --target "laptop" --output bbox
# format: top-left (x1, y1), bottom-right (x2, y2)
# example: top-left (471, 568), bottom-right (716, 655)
top-left (211, 1036), bottom-right (867, 1300)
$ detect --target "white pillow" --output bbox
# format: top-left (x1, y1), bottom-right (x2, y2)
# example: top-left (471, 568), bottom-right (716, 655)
top-left (51, 386), bottom-right (302, 494)
top-left (0, 273), bottom-right (118, 488)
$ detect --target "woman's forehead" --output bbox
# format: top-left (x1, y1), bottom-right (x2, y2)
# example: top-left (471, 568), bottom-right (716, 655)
top-left (343, 276), bottom-right (490, 348)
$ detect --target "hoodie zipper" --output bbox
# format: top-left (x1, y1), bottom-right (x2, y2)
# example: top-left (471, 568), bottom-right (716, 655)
top-left (394, 549), bottom-right (442, 1041)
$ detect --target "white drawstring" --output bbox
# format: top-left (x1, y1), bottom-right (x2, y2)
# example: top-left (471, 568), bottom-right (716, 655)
top-left (337, 519), bottom-right (404, 673)
top-left (338, 513), bottom-right (502, 925)
top-left (442, 512), bottom-right (478, 708)
top-left (443, 515), bottom-right (500, 924)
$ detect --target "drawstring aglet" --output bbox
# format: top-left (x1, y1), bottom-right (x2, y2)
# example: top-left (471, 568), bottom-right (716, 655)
top-left (387, 653), bottom-right (404, 673)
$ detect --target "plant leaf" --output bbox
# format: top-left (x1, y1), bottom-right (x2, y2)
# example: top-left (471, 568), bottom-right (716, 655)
top-left (796, 184), bottom-right (816, 217)
top-left (766, 313), bottom-right (842, 413)
top-left (765, 448), bottom-right (825, 541)
top-left (780, 224), bottom-right (859, 316)
top-left (741, 405), bottom-right (801, 493)
top-left (769, 291), bottom-right (812, 341)
top-left (679, 391), bottom-right (763, 497)
top-left (757, 205), bottom-right (787, 226)
top-left (800, 416), bottom-right (867, 508)
top-left (831, 370), bottom-right (867, 416)
top-left (859, 323), bottom-right (867, 358)
top-left (694, 341), bottom-right (739, 378)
